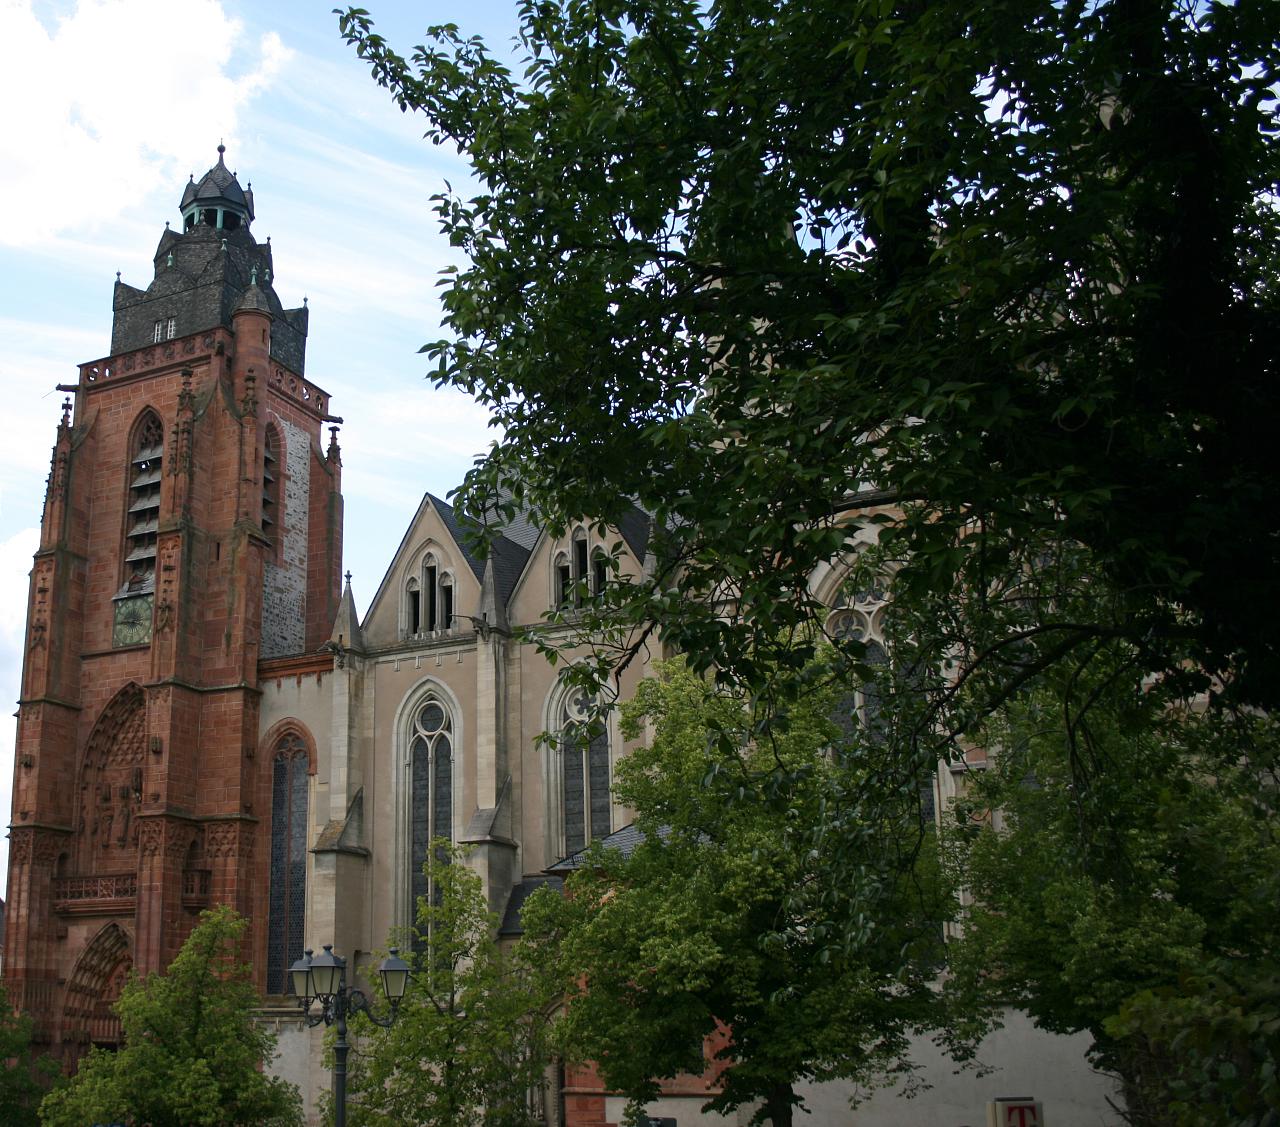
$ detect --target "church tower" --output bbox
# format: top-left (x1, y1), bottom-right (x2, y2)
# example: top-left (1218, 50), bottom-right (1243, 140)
top-left (3, 147), bottom-right (342, 1060)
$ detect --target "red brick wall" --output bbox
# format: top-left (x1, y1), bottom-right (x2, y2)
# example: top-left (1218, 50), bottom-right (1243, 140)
top-left (4, 314), bottom-right (340, 1048)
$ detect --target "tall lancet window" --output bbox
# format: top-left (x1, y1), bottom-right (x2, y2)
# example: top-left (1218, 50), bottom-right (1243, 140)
top-left (267, 732), bottom-right (309, 995)
top-left (409, 695), bottom-right (454, 926)
top-left (559, 688), bottom-right (611, 857)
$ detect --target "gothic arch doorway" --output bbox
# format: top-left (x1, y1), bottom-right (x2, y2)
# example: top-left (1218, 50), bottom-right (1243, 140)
top-left (61, 922), bottom-right (133, 1059)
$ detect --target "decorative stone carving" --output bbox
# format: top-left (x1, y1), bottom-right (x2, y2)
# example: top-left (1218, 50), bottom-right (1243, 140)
top-left (138, 819), bottom-right (164, 859)
top-left (9, 828), bottom-right (34, 865)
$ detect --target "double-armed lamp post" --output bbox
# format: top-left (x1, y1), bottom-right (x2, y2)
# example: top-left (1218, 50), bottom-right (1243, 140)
top-left (289, 944), bottom-right (410, 1127)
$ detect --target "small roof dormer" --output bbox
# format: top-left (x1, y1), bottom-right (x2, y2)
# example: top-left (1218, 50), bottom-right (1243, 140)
top-left (180, 143), bottom-right (255, 234)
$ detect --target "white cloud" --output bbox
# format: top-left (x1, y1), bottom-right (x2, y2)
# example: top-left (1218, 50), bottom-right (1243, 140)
top-left (0, 317), bottom-right (101, 522)
top-left (0, 525), bottom-right (40, 898)
top-left (0, 0), bottom-right (291, 248)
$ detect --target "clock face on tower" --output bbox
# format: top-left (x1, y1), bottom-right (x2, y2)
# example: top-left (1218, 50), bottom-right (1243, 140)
top-left (112, 594), bottom-right (154, 647)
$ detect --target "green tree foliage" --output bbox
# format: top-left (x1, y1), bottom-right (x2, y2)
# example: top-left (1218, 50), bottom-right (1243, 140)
top-left (520, 658), bottom-right (952, 1127)
top-left (341, 843), bottom-right (555, 1127)
top-left (39, 906), bottom-right (302, 1127)
top-left (0, 984), bottom-right (59, 1127)
top-left (337, 0), bottom-right (1280, 710)
top-left (943, 659), bottom-right (1280, 1126)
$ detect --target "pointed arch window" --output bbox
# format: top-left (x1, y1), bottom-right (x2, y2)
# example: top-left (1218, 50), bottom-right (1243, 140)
top-left (554, 551), bottom-right (572, 608)
top-left (591, 547), bottom-right (609, 597)
top-left (121, 413), bottom-right (163, 597)
top-left (424, 555), bottom-right (439, 632)
top-left (406, 576), bottom-right (422, 635)
top-left (267, 732), bottom-right (309, 995)
top-left (439, 573), bottom-right (454, 632)
top-left (406, 553), bottom-right (457, 638)
top-left (827, 580), bottom-right (933, 821)
top-left (558, 688), bottom-right (611, 857)
top-left (409, 695), bottom-right (453, 931)
top-left (553, 528), bottom-right (594, 610)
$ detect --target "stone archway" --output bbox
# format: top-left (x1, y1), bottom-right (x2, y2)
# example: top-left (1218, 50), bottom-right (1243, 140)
top-left (78, 683), bottom-right (147, 874)
top-left (61, 922), bottom-right (133, 1059)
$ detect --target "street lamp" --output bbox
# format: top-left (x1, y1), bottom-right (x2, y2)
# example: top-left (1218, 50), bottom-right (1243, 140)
top-left (290, 944), bottom-right (410, 1127)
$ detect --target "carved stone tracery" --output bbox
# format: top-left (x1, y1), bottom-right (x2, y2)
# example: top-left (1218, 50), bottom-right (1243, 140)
top-left (79, 685), bottom-right (148, 869)
top-left (61, 923), bottom-right (132, 1049)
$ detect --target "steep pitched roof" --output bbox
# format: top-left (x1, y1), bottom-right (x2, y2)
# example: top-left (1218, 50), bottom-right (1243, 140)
top-left (330, 573), bottom-right (364, 652)
top-left (498, 876), bottom-right (564, 937)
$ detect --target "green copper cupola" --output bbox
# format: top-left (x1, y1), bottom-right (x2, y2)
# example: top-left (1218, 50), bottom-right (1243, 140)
top-left (180, 143), bottom-right (255, 233)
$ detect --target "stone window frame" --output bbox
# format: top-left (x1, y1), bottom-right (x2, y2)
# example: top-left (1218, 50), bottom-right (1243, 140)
top-left (817, 556), bottom-right (937, 820)
top-left (391, 677), bottom-right (463, 934)
top-left (551, 524), bottom-right (600, 610)
top-left (542, 674), bottom-right (615, 864)
top-left (403, 545), bottom-right (458, 639)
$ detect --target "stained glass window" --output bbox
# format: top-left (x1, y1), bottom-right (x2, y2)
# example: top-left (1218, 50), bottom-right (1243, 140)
top-left (267, 734), bottom-right (308, 995)
top-left (409, 696), bottom-right (453, 939)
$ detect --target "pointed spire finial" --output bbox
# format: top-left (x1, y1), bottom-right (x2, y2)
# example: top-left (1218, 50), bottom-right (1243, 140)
top-left (344, 570), bottom-right (353, 588)
top-left (61, 397), bottom-right (72, 427)
top-left (217, 139), bottom-right (225, 157)
top-left (116, 270), bottom-right (121, 282)
top-left (250, 265), bottom-right (258, 285)
top-left (303, 295), bottom-right (309, 307)
top-left (164, 220), bottom-right (169, 229)
top-left (166, 251), bottom-right (174, 267)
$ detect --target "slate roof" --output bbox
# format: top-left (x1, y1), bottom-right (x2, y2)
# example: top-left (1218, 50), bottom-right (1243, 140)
top-left (616, 505), bottom-right (651, 561)
top-left (498, 876), bottom-right (564, 937)
top-left (181, 144), bottom-right (254, 219)
top-left (427, 492), bottom-right (533, 608)
top-left (234, 282), bottom-right (273, 314)
top-left (545, 822), bottom-right (650, 874)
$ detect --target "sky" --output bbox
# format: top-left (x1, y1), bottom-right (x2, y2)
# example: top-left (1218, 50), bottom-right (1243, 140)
top-left (0, 0), bottom-right (531, 896)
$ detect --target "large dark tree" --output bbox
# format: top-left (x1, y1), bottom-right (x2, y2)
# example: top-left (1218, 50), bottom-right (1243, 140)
top-left (338, 0), bottom-right (1280, 712)
top-left (521, 657), bottom-right (950, 1127)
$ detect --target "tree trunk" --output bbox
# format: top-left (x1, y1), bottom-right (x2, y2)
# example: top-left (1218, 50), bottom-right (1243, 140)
top-left (761, 1082), bottom-right (794, 1127)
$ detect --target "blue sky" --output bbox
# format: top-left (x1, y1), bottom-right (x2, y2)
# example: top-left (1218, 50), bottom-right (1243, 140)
top-left (0, 0), bottom-right (529, 893)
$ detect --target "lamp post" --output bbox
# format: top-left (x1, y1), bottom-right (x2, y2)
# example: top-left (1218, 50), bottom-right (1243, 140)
top-left (290, 944), bottom-right (410, 1127)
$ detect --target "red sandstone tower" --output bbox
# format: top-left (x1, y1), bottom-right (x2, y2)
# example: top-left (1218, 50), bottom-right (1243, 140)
top-left (3, 147), bottom-right (342, 1060)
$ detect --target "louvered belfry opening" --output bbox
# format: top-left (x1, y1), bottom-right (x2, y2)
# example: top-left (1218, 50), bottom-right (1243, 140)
top-left (262, 426), bottom-right (281, 554)
top-left (122, 414), bottom-right (163, 595)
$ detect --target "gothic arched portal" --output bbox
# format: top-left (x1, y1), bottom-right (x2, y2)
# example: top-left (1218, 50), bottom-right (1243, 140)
top-left (61, 921), bottom-right (133, 1058)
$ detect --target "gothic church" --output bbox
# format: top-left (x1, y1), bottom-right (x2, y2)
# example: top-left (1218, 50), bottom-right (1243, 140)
top-left (4, 152), bottom-right (1115, 1127)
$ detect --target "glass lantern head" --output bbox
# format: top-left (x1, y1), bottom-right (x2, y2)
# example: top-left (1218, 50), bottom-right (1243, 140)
top-left (378, 948), bottom-right (411, 1004)
top-left (288, 949), bottom-right (314, 1003)
top-left (308, 944), bottom-right (345, 1000)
